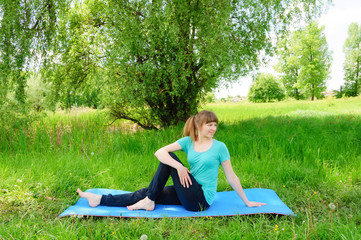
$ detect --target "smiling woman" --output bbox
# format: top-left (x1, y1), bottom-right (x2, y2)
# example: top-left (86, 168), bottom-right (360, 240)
top-left (77, 110), bottom-right (266, 212)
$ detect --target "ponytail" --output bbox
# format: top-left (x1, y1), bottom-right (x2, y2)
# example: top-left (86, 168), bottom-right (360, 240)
top-left (183, 116), bottom-right (197, 141)
top-left (183, 110), bottom-right (219, 141)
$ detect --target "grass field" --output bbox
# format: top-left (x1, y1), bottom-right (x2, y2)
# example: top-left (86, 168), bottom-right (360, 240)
top-left (0, 97), bottom-right (360, 239)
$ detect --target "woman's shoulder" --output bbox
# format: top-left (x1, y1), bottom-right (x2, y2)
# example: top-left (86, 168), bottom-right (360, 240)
top-left (213, 139), bottom-right (230, 160)
top-left (176, 136), bottom-right (192, 152)
top-left (176, 136), bottom-right (192, 145)
top-left (213, 138), bottom-right (226, 145)
top-left (178, 136), bottom-right (191, 142)
top-left (213, 139), bottom-right (228, 149)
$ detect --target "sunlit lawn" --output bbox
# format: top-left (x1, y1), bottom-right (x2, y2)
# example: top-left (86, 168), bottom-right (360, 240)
top-left (0, 97), bottom-right (360, 239)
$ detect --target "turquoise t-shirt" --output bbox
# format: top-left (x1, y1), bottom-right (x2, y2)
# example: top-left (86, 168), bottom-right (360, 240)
top-left (176, 136), bottom-right (230, 205)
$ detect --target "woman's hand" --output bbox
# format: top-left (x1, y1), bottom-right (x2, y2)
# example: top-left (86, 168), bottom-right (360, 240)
top-left (177, 166), bottom-right (192, 188)
top-left (246, 201), bottom-right (266, 207)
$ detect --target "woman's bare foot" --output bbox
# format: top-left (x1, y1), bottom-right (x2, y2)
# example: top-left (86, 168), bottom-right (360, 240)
top-left (127, 197), bottom-right (155, 211)
top-left (77, 188), bottom-right (101, 207)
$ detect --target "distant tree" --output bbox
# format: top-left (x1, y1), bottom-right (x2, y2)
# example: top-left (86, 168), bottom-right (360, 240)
top-left (25, 73), bottom-right (51, 112)
top-left (333, 86), bottom-right (343, 99)
top-left (275, 21), bottom-right (331, 100)
top-left (342, 23), bottom-right (361, 97)
top-left (248, 73), bottom-right (285, 103)
top-left (274, 31), bottom-right (304, 100)
top-left (298, 22), bottom-right (331, 100)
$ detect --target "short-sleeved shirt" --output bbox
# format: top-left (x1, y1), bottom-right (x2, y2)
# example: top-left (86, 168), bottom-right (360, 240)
top-left (176, 136), bottom-right (230, 205)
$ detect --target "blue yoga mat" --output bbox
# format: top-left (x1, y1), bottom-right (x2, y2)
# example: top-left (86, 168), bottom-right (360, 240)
top-left (59, 188), bottom-right (295, 218)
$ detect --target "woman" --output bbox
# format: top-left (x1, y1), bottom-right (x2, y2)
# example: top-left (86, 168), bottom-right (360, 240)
top-left (77, 110), bottom-right (266, 211)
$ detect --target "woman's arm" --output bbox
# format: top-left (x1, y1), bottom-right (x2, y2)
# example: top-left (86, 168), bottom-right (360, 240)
top-left (221, 159), bottom-right (266, 207)
top-left (154, 142), bottom-right (192, 188)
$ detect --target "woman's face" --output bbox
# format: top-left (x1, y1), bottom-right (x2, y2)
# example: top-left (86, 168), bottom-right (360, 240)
top-left (198, 122), bottom-right (217, 139)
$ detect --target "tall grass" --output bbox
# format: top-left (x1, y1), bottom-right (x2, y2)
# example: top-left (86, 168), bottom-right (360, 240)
top-left (1, 98), bottom-right (360, 239)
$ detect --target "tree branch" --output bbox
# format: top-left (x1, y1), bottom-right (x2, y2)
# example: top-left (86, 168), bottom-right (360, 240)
top-left (110, 110), bottom-right (157, 130)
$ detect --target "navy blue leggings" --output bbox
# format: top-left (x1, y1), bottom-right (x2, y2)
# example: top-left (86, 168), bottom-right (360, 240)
top-left (100, 152), bottom-right (209, 211)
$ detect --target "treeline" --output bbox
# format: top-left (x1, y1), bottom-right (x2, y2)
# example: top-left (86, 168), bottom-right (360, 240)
top-left (0, 0), bottom-right (330, 128)
top-left (248, 21), bottom-right (361, 103)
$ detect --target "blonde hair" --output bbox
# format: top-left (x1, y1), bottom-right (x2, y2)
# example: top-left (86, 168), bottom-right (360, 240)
top-left (183, 110), bottom-right (218, 141)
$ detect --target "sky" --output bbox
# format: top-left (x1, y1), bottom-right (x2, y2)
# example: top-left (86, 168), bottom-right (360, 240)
top-left (215, 0), bottom-right (361, 98)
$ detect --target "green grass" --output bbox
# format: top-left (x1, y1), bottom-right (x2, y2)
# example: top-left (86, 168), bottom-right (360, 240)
top-left (1, 97), bottom-right (361, 239)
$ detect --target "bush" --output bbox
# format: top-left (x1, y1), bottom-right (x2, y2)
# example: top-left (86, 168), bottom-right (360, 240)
top-left (248, 73), bottom-right (285, 103)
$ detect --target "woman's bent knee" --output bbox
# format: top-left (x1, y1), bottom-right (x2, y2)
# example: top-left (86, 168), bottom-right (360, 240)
top-left (184, 203), bottom-right (209, 212)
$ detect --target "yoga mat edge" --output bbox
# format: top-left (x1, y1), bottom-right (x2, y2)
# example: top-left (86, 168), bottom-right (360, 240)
top-left (59, 188), bottom-right (295, 218)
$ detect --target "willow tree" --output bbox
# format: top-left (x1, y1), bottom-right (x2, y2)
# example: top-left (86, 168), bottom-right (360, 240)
top-left (95, 0), bottom-right (330, 128)
top-left (42, 1), bottom-right (106, 110)
top-left (0, 0), bottom-right (69, 128)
